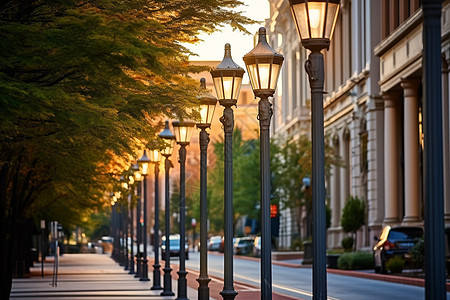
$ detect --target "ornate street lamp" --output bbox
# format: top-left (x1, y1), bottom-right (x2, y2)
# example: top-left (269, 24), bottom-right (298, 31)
top-left (210, 43), bottom-right (244, 300)
top-left (172, 120), bottom-right (195, 300)
top-left (243, 27), bottom-right (284, 300)
top-left (149, 149), bottom-right (163, 290)
top-left (138, 150), bottom-right (151, 282)
top-left (131, 163), bottom-right (143, 278)
top-left (288, 1), bottom-right (340, 299)
top-left (159, 121), bottom-right (176, 296)
top-left (195, 78), bottom-right (217, 300)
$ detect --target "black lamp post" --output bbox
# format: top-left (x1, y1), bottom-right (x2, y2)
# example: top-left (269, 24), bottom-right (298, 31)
top-left (422, 1), bottom-right (445, 299)
top-left (210, 43), bottom-right (244, 300)
top-left (149, 149), bottom-right (163, 290)
top-left (288, 1), bottom-right (340, 299)
top-left (159, 121), bottom-right (176, 296)
top-left (243, 27), bottom-right (284, 300)
top-left (121, 177), bottom-right (130, 271)
top-left (132, 164), bottom-right (143, 278)
top-left (138, 150), bottom-right (151, 282)
top-left (195, 78), bottom-right (217, 300)
top-left (172, 120), bottom-right (195, 300)
top-left (127, 170), bottom-right (136, 275)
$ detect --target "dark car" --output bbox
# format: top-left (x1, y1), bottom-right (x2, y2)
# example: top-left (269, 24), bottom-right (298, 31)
top-left (373, 226), bottom-right (423, 273)
top-left (233, 237), bottom-right (254, 255)
top-left (208, 236), bottom-right (222, 251)
top-left (161, 234), bottom-right (189, 260)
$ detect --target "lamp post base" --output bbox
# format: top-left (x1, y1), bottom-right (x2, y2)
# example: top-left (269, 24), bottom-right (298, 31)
top-left (176, 270), bottom-right (188, 300)
top-left (161, 267), bottom-right (174, 296)
top-left (139, 259), bottom-right (150, 282)
top-left (219, 289), bottom-right (238, 300)
top-left (196, 276), bottom-right (211, 300)
top-left (151, 263), bottom-right (162, 290)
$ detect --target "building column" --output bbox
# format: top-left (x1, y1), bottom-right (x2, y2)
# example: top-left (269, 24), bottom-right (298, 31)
top-left (401, 79), bottom-right (421, 224)
top-left (443, 55), bottom-right (450, 223)
top-left (383, 92), bottom-right (400, 224)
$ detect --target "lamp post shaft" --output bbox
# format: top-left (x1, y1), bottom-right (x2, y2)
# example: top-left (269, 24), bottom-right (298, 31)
top-left (129, 192), bottom-right (135, 274)
top-left (177, 145), bottom-right (188, 300)
top-left (219, 105), bottom-right (238, 300)
top-left (135, 184), bottom-right (142, 278)
top-left (197, 128), bottom-right (211, 300)
top-left (124, 202), bottom-right (129, 271)
top-left (259, 95), bottom-right (272, 300)
top-left (162, 156), bottom-right (175, 296)
top-left (120, 204), bottom-right (125, 266)
top-left (306, 50), bottom-right (327, 300)
top-left (152, 163), bottom-right (162, 290)
top-left (140, 175), bottom-right (150, 281)
top-left (423, 1), bottom-right (446, 299)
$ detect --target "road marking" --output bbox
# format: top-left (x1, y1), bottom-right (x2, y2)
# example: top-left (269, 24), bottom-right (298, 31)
top-left (208, 267), bottom-right (340, 300)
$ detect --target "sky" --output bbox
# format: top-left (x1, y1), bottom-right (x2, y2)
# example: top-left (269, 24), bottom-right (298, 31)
top-left (184, 0), bottom-right (270, 69)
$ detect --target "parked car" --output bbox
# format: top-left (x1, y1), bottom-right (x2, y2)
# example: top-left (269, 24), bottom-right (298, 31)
top-left (219, 237), bottom-right (236, 253)
top-left (373, 225), bottom-right (423, 273)
top-left (253, 236), bottom-right (261, 257)
top-left (233, 237), bottom-right (254, 255)
top-left (161, 234), bottom-right (189, 260)
top-left (208, 236), bottom-right (222, 251)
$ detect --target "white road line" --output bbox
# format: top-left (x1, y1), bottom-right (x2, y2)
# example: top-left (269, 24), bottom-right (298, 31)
top-left (209, 266), bottom-right (341, 300)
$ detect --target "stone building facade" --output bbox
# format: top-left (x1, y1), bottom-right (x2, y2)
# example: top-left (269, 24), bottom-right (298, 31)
top-left (266, 0), bottom-right (450, 250)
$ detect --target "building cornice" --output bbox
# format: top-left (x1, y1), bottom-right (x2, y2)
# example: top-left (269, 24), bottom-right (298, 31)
top-left (374, 9), bottom-right (423, 57)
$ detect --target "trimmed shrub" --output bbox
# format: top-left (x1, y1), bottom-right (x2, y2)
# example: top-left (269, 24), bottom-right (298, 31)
top-left (410, 238), bottom-right (424, 269)
top-left (337, 251), bottom-right (374, 270)
top-left (341, 236), bottom-right (354, 252)
top-left (386, 256), bottom-right (405, 273)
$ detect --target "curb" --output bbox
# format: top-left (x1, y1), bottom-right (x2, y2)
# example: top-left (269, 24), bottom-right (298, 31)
top-left (226, 252), bottom-right (450, 292)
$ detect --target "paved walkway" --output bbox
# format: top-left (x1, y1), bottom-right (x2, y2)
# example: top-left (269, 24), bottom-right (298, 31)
top-left (10, 254), bottom-right (197, 300)
top-left (10, 254), bottom-right (297, 300)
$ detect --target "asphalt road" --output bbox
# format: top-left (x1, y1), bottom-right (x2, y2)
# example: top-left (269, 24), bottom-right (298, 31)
top-left (184, 251), bottom-right (450, 300)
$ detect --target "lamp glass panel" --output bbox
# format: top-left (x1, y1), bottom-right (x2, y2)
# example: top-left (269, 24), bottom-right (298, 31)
top-left (232, 77), bottom-right (242, 100)
top-left (161, 138), bottom-right (174, 156)
top-left (175, 126), bottom-right (194, 143)
top-left (140, 162), bottom-right (149, 175)
top-left (222, 76), bottom-right (234, 99)
top-left (257, 63), bottom-right (271, 90)
top-left (134, 171), bottom-right (142, 181)
top-left (198, 104), bottom-right (209, 124)
top-left (307, 2), bottom-right (326, 39)
top-left (213, 77), bottom-right (224, 100)
top-left (247, 64), bottom-right (260, 90)
top-left (149, 149), bottom-right (161, 162)
top-left (270, 64), bottom-right (281, 90)
top-left (209, 103), bottom-right (217, 124)
top-left (324, 3), bottom-right (339, 40)
top-left (292, 3), bottom-right (309, 39)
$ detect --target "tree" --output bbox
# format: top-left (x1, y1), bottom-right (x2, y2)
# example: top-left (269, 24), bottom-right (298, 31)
top-left (0, 1), bottom-right (254, 297)
top-left (341, 196), bottom-right (366, 251)
top-left (271, 135), bottom-right (339, 241)
top-left (204, 128), bottom-right (260, 234)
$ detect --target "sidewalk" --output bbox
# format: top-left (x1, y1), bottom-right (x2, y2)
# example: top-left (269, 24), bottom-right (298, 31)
top-left (10, 254), bottom-right (197, 300)
top-left (10, 253), bottom-right (298, 300)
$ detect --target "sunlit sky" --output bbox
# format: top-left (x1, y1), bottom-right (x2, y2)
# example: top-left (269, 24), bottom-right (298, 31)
top-left (184, 0), bottom-right (270, 68)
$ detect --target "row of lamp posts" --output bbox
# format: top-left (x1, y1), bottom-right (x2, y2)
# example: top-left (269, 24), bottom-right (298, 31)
top-left (110, 1), bottom-right (343, 299)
